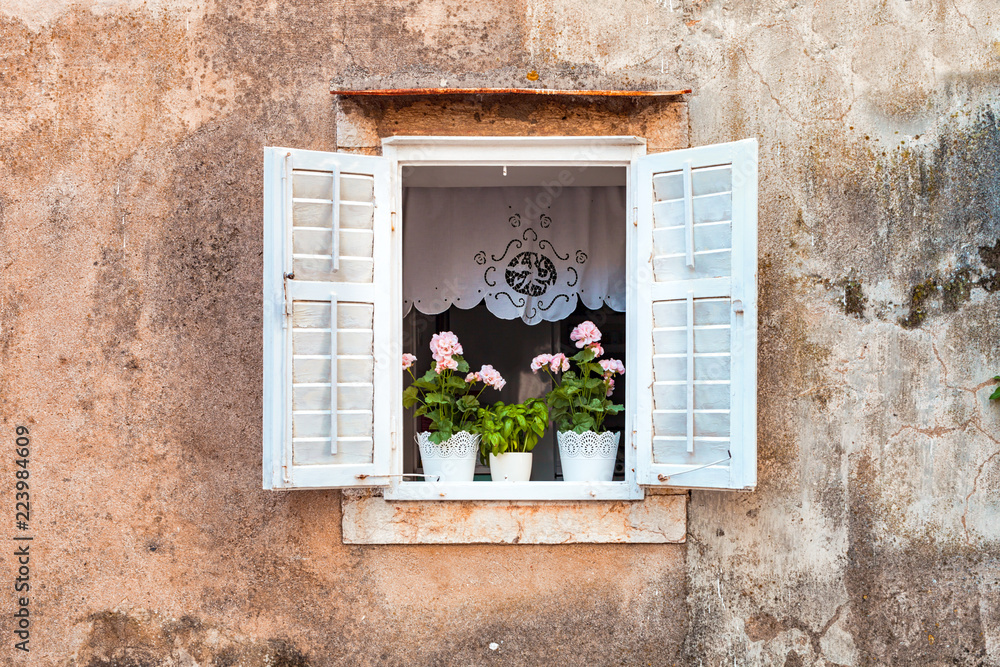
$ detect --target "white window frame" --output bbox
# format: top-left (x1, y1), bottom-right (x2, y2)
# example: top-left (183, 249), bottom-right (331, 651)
top-left (383, 136), bottom-right (647, 501)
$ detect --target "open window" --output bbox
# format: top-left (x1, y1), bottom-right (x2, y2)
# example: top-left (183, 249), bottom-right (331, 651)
top-left (263, 137), bottom-right (757, 497)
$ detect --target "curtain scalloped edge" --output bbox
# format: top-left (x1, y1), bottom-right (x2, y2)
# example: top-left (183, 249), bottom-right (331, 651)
top-left (404, 293), bottom-right (626, 325)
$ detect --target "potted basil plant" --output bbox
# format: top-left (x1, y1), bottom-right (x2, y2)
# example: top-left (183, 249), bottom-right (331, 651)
top-left (402, 332), bottom-right (506, 482)
top-left (478, 399), bottom-right (548, 482)
top-left (531, 321), bottom-right (625, 482)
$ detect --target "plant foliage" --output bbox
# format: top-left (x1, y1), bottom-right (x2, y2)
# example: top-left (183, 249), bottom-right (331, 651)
top-left (402, 332), bottom-right (506, 445)
top-left (544, 347), bottom-right (624, 433)
top-left (477, 399), bottom-right (549, 463)
top-left (402, 355), bottom-right (483, 444)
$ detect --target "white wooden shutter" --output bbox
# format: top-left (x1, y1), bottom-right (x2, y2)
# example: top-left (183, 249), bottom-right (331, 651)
top-left (633, 139), bottom-right (757, 489)
top-left (263, 147), bottom-right (392, 489)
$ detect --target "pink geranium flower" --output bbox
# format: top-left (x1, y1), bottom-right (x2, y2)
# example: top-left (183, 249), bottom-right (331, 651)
top-left (570, 321), bottom-right (602, 348)
top-left (465, 372), bottom-right (481, 383)
top-left (435, 355), bottom-right (458, 373)
top-left (605, 376), bottom-right (615, 397)
top-left (549, 353), bottom-right (570, 373)
top-left (478, 364), bottom-right (506, 390)
top-left (402, 353), bottom-right (417, 370)
top-left (530, 353), bottom-right (553, 372)
top-left (588, 343), bottom-right (604, 358)
top-left (599, 358), bottom-right (625, 375)
top-left (430, 331), bottom-right (463, 362)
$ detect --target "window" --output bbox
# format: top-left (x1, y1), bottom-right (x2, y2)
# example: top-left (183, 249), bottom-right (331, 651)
top-left (263, 136), bottom-right (758, 498)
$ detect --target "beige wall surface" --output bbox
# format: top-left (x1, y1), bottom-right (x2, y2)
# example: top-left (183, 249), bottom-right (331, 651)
top-left (1, 1), bottom-right (999, 665)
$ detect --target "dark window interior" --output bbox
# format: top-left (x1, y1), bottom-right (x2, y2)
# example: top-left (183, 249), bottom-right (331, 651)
top-left (403, 303), bottom-right (625, 481)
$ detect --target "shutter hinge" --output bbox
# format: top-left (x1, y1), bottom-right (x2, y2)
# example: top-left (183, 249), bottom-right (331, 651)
top-left (633, 206), bottom-right (638, 227)
top-left (391, 211), bottom-right (397, 232)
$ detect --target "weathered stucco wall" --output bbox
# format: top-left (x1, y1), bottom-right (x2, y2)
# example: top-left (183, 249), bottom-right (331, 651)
top-left (1, 0), bottom-right (999, 665)
top-left (677, 3), bottom-right (1000, 665)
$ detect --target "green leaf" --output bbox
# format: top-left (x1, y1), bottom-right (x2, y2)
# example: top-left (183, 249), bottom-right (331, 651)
top-left (412, 378), bottom-right (437, 390)
top-left (402, 386), bottom-right (420, 409)
top-left (457, 395), bottom-right (479, 411)
top-left (991, 386), bottom-right (1000, 401)
top-left (571, 412), bottom-right (595, 432)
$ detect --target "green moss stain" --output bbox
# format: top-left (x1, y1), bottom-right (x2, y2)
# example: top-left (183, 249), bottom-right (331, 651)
top-left (824, 106), bottom-right (1000, 329)
top-left (842, 279), bottom-right (866, 317)
top-left (898, 268), bottom-right (980, 328)
top-left (900, 279), bottom-right (937, 329)
top-left (978, 239), bottom-right (1000, 292)
top-left (941, 269), bottom-right (973, 311)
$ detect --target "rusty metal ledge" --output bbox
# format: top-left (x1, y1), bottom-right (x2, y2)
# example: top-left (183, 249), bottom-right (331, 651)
top-left (331, 87), bottom-right (691, 97)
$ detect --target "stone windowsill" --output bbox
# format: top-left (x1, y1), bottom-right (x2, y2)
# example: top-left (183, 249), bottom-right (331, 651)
top-left (341, 490), bottom-right (687, 545)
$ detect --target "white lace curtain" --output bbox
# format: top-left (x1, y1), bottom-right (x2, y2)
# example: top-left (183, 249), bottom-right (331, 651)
top-left (403, 186), bottom-right (626, 325)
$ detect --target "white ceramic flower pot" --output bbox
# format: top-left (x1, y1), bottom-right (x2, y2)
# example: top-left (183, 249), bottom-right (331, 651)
top-left (418, 431), bottom-right (480, 482)
top-left (489, 452), bottom-right (533, 482)
top-left (557, 430), bottom-right (620, 482)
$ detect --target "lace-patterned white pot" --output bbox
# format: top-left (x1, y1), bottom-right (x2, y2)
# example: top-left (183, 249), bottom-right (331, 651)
top-left (557, 430), bottom-right (621, 482)
top-left (418, 431), bottom-right (480, 482)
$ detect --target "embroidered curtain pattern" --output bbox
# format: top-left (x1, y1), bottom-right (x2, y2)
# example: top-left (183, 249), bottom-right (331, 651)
top-left (403, 186), bottom-right (626, 325)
